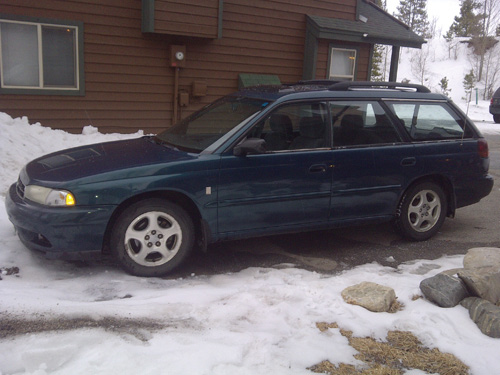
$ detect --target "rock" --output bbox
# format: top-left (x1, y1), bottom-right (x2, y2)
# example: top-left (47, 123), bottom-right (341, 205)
top-left (458, 267), bottom-right (500, 305)
top-left (464, 247), bottom-right (500, 269)
top-left (420, 274), bottom-right (469, 307)
top-left (341, 282), bottom-right (396, 313)
top-left (461, 297), bottom-right (500, 338)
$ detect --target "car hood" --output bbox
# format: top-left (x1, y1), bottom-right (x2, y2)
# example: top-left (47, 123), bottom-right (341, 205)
top-left (23, 137), bottom-right (196, 184)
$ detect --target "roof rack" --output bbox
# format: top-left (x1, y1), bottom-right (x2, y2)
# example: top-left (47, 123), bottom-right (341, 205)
top-left (293, 79), bottom-right (341, 86)
top-left (328, 81), bottom-right (431, 93)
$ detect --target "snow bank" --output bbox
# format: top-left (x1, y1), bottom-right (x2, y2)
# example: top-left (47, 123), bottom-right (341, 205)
top-left (0, 113), bottom-right (143, 197)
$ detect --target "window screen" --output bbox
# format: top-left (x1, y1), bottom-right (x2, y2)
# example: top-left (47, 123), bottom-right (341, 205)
top-left (1, 19), bottom-right (80, 92)
top-left (328, 48), bottom-right (356, 81)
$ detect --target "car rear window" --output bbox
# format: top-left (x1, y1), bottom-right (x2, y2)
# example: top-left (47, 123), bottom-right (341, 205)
top-left (386, 101), bottom-right (473, 141)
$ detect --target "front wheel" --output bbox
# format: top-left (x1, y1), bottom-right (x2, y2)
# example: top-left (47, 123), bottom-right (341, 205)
top-left (394, 182), bottom-right (447, 241)
top-left (110, 199), bottom-right (194, 277)
top-left (494, 114), bottom-right (500, 124)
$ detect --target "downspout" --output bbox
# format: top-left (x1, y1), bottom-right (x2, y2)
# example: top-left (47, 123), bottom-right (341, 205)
top-left (173, 67), bottom-right (179, 125)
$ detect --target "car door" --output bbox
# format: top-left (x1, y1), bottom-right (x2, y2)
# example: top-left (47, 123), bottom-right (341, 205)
top-left (217, 102), bottom-right (333, 235)
top-left (329, 100), bottom-right (418, 221)
top-left (386, 100), bottom-right (481, 205)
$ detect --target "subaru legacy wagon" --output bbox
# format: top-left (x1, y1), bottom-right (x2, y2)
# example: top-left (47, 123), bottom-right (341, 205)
top-left (6, 81), bottom-right (494, 276)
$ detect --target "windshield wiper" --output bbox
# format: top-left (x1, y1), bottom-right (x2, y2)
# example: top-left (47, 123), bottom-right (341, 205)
top-left (149, 136), bottom-right (178, 150)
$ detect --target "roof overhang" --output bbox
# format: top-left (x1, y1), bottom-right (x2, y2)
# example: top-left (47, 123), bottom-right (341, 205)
top-left (307, 0), bottom-right (426, 49)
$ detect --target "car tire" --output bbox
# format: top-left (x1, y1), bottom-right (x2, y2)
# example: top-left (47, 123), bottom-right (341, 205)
top-left (494, 114), bottom-right (500, 124)
top-left (110, 199), bottom-right (194, 277)
top-left (394, 182), bottom-right (447, 241)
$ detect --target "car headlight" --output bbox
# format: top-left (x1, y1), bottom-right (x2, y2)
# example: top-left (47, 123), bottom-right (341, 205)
top-left (25, 185), bottom-right (76, 206)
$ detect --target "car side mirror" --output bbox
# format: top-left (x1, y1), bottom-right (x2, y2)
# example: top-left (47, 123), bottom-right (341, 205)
top-left (233, 138), bottom-right (267, 156)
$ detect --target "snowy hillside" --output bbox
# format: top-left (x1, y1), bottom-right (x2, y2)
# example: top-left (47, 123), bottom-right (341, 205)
top-left (394, 36), bottom-right (500, 119)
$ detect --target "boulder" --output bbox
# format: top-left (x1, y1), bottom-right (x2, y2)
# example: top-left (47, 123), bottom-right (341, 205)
top-left (458, 267), bottom-right (500, 305)
top-left (461, 297), bottom-right (500, 338)
top-left (341, 282), bottom-right (396, 313)
top-left (463, 247), bottom-right (500, 269)
top-left (420, 273), bottom-right (470, 307)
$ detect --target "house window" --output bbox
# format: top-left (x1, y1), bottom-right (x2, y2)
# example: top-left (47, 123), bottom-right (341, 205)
top-left (328, 47), bottom-right (356, 81)
top-left (0, 17), bottom-right (84, 95)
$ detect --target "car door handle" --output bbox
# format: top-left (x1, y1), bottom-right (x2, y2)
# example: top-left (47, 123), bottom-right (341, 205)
top-left (400, 157), bottom-right (416, 166)
top-left (309, 164), bottom-right (327, 173)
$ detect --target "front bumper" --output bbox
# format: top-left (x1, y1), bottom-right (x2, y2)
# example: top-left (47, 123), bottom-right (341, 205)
top-left (5, 183), bottom-right (116, 259)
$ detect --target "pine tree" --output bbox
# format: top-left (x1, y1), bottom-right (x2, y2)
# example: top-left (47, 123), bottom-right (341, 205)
top-left (370, 0), bottom-right (388, 81)
top-left (394, 0), bottom-right (430, 38)
top-left (463, 70), bottom-right (475, 110)
top-left (371, 46), bottom-right (384, 81)
top-left (439, 77), bottom-right (451, 97)
top-left (448, 0), bottom-right (482, 37)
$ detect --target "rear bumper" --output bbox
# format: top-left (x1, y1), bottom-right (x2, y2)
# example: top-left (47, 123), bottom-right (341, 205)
top-left (455, 174), bottom-right (494, 208)
top-left (489, 106), bottom-right (500, 115)
top-left (5, 183), bottom-right (116, 259)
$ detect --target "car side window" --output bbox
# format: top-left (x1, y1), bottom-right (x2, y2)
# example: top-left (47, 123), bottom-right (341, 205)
top-left (252, 102), bottom-right (330, 151)
top-left (330, 101), bottom-right (401, 147)
top-left (387, 102), bottom-right (473, 140)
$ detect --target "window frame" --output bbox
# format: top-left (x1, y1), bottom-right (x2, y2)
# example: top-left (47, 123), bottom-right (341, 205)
top-left (0, 14), bottom-right (85, 96)
top-left (327, 45), bottom-right (358, 81)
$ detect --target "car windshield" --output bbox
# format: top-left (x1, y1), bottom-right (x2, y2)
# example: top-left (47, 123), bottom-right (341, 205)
top-left (155, 96), bottom-right (271, 153)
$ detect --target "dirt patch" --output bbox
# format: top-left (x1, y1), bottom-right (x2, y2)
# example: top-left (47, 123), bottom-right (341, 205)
top-left (0, 266), bottom-right (20, 280)
top-left (310, 323), bottom-right (469, 375)
top-left (0, 314), bottom-right (164, 341)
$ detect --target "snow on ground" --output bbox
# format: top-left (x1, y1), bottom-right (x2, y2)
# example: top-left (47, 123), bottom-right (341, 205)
top-left (2, 41), bottom-right (500, 373)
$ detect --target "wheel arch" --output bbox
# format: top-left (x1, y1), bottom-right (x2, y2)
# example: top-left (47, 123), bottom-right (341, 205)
top-left (401, 174), bottom-right (456, 218)
top-left (102, 190), bottom-right (209, 254)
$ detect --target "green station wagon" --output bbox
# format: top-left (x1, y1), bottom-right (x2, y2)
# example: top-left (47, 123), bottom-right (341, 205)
top-left (6, 81), bottom-right (494, 276)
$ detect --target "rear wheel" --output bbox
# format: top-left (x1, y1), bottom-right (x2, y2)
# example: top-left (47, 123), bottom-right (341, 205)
top-left (494, 114), bottom-right (500, 124)
top-left (394, 182), bottom-right (447, 241)
top-left (111, 199), bottom-right (194, 277)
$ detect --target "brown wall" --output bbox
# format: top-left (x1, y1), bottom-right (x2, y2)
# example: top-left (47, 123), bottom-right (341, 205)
top-left (154, 0), bottom-right (220, 38)
top-left (1, 0), bottom-right (364, 134)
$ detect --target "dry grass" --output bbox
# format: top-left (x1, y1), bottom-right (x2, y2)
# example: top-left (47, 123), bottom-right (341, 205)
top-left (387, 299), bottom-right (404, 314)
top-left (310, 323), bottom-right (469, 375)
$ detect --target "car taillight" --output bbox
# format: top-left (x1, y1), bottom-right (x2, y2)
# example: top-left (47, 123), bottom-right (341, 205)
top-left (478, 138), bottom-right (489, 158)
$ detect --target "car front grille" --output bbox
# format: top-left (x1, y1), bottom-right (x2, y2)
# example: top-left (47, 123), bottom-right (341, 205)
top-left (16, 177), bottom-right (25, 199)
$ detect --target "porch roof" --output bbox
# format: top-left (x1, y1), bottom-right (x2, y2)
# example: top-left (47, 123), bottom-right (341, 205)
top-left (307, 0), bottom-right (425, 49)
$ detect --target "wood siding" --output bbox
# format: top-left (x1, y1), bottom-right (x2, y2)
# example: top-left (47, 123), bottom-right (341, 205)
top-left (153, 0), bottom-right (220, 38)
top-left (1, 0), bottom-right (361, 134)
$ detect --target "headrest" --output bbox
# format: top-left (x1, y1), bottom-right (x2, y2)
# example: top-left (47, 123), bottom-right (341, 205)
top-left (270, 114), bottom-right (292, 133)
top-left (299, 117), bottom-right (324, 138)
top-left (341, 114), bottom-right (364, 130)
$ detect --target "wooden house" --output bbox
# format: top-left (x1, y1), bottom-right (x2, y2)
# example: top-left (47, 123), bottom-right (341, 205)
top-left (0, 0), bottom-right (424, 133)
